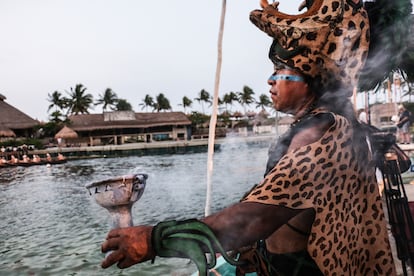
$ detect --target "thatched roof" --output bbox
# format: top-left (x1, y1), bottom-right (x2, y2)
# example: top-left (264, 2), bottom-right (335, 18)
top-left (0, 125), bottom-right (16, 137)
top-left (68, 111), bottom-right (191, 131)
top-left (55, 126), bottom-right (78, 139)
top-left (0, 97), bottom-right (38, 129)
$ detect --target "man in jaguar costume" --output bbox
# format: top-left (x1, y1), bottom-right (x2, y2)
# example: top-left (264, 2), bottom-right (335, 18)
top-left (100, 1), bottom-right (397, 275)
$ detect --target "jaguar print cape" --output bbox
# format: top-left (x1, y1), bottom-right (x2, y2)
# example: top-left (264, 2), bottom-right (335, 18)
top-left (242, 112), bottom-right (396, 275)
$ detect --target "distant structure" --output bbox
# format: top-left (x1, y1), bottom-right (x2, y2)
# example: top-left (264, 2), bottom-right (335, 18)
top-left (369, 102), bottom-right (398, 131)
top-left (65, 111), bottom-right (192, 146)
top-left (0, 94), bottom-right (39, 138)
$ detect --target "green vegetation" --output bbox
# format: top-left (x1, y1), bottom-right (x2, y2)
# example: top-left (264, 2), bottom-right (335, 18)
top-left (47, 83), bottom-right (273, 121)
top-left (25, 82), bottom-right (275, 149)
top-left (95, 88), bottom-right (118, 111)
top-left (0, 138), bottom-right (44, 150)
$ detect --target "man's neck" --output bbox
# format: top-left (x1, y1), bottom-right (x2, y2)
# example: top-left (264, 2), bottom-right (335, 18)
top-left (294, 96), bottom-right (316, 121)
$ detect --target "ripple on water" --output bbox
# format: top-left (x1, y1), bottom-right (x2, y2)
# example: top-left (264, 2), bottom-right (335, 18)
top-left (0, 142), bottom-right (269, 275)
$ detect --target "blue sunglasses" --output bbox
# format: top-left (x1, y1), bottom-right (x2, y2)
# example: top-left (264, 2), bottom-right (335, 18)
top-left (268, 74), bottom-right (305, 82)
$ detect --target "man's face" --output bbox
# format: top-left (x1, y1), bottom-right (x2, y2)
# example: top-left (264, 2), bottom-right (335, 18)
top-left (267, 69), bottom-right (310, 114)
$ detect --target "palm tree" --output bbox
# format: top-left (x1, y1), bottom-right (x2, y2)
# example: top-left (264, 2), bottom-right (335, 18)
top-left (47, 91), bottom-right (66, 112)
top-left (179, 96), bottom-right (193, 113)
top-left (194, 89), bottom-right (211, 114)
top-left (154, 93), bottom-right (171, 112)
top-left (95, 88), bottom-right (118, 112)
top-left (256, 94), bottom-right (272, 111)
top-left (238, 85), bottom-right (255, 114)
top-left (116, 98), bottom-right (133, 111)
top-left (49, 110), bottom-right (65, 124)
top-left (139, 94), bottom-right (155, 112)
top-left (66, 84), bottom-right (93, 115)
top-left (222, 91), bottom-right (238, 112)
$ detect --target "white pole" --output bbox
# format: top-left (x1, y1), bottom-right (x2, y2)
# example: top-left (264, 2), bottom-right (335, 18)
top-left (205, 0), bottom-right (226, 217)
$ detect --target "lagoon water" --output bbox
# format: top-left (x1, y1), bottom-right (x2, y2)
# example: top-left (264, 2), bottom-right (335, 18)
top-left (0, 138), bottom-right (271, 276)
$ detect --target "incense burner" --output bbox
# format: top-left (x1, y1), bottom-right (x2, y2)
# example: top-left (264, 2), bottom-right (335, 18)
top-left (86, 174), bottom-right (148, 228)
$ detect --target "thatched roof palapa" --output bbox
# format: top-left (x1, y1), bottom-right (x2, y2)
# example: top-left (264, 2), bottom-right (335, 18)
top-left (55, 126), bottom-right (78, 139)
top-left (68, 111), bottom-right (191, 131)
top-left (0, 125), bottom-right (16, 137)
top-left (0, 96), bottom-right (38, 129)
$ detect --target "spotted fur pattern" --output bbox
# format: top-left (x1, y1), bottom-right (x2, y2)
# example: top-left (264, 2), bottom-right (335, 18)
top-left (250, 0), bottom-right (370, 94)
top-left (242, 112), bottom-right (395, 275)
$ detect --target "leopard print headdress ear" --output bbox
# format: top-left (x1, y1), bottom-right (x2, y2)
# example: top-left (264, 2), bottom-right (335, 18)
top-left (251, 0), bottom-right (370, 95)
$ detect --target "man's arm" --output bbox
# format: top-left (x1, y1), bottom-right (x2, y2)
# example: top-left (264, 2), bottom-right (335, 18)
top-left (101, 202), bottom-right (302, 269)
top-left (202, 202), bottom-right (304, 250)
top-left (100, 115), bottom-right (333, 269)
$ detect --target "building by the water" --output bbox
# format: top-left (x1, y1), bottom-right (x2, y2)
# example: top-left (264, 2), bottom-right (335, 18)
top-left (369, 102), bottom-right (399, 132)
top-left (64, 111), bottom-right (192, 147)
top-left (0, 94), bottom-right (39, 140)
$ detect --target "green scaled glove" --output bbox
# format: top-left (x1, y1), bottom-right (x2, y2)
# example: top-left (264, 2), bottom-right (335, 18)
top-left (151, 219), bottom-right (243, 275)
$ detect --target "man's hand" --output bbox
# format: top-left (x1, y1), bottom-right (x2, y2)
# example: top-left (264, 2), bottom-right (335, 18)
top-left (101, 225), bottom-right (155, 269)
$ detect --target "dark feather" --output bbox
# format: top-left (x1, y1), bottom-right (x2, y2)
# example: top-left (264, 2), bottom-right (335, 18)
top-left (359, 0), bottom-right (413, 91)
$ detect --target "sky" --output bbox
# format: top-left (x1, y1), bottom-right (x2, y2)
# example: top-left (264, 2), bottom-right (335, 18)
top-left (1, 0), bottom-right (413, 122)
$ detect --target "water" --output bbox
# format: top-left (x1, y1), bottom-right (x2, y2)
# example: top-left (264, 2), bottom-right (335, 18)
top-left (0, 138), bottom-right (270, 276)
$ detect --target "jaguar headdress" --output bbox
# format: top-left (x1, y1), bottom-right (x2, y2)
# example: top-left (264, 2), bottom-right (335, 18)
top-left (251, 0), bottom-right (370, 95)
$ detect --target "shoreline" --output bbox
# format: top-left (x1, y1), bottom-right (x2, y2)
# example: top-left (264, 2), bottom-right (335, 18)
top-left (29, 134), bottom-right (414, 161)
top-left (31, 134), bottom-right (276, 160)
